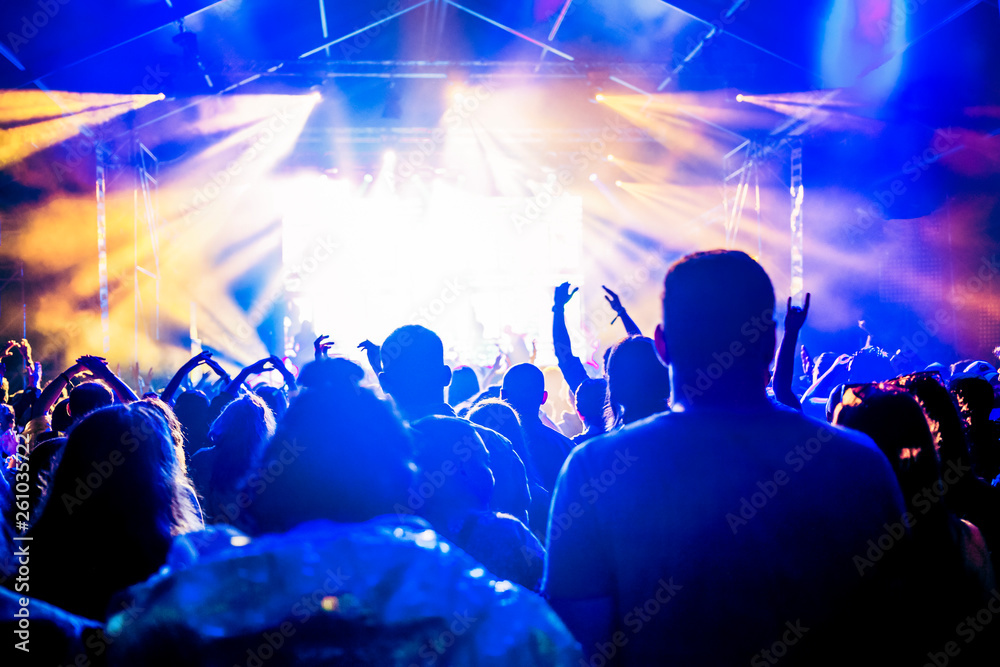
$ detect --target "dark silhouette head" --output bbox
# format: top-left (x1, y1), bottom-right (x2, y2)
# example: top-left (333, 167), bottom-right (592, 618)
top-left (0, 402), bottom-right (13, 431)
top-left (950, 376), bottom-right (999, 478)
top-left (501, 363), bottom-right (546, 418)
top-left (834, 387), bottom-right (940, 508)
top-left (252, 359), bottom-right (415, 533)
top-left (28, 402), bottom-right (201, 618)
top-left (297, 356), bottom-right (366, 390)
top-left (68, 381), bottom-right (114, 424)
top-left (847, 347), bottom-right (895, 384)
top-left (378, 325), bottom-right (452, 416)
top-left (50, 399), bottom-right (72, 433)
top-left (448, 366), bottom-right (480, 407)
top-left (658, 250), bottom-right (776, 407)
top-left (467, 398), bottom-right (531, 467)
top-left (574, 378), bottom-right (609, 430)
top-left (174, 389), bottom-right (211, 454)
top-left (255, 385), bottom-right (288, 423)
top-left (207, 393), bottom-right (276, 492)
top-left (606, 336), bottom-right (670, 426)
top-left (411, 415), bottom-right (494, 516)
top-left (458, 385), bottom-right (502, 417)
top-left (812, 352), bottom-right (837, 383)
top-left (950, 376), bottom-right (994, 421)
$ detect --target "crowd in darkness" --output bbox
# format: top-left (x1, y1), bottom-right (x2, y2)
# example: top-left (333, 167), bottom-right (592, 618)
top-left (2, 249), bottom-right (1000, 665)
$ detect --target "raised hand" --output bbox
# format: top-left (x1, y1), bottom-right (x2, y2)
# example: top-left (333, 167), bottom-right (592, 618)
top-left (205, 356), bottom-right (230, 380)
top-left (27, 362), bottom-right (41, 388)
top-left (358, 340), bottom-right (382, 373)
top-left (784, 293), bottom-right (811, 333)
top-left (315, 334), bottom-right (334, 360)
top-left (245, 358), bottom-right (271, 375)
top-left (553, 282), bottom-right (579, 309)
top-left (602, 285), bottom-right (625, 313)
top-left (181, 350), bottom-right (213, 372)
top-left (18, 340), bottom-right (32, 367)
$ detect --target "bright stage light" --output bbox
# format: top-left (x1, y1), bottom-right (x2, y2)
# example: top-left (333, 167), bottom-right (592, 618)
top-left (595, 93), bottom-right (605, 102)
top-left (283, 177), bottom-right (584, 367)
top-left (383, 149), bottom-right (397, 163)
top-left (615, 180), bottom-right (623, 187)
top-left (589, 173), bottom-right (598, 182)
top-left (606, 154), bottom-right (614, 161)
top-left (363, 173), bottom-right (373, 183)
top-left (736, 94), bottom-right (745, 103)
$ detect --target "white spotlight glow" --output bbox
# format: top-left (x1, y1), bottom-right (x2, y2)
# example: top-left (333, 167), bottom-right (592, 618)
top-left (589, 173), bottom-right (598, 182)
top-left (614, 180), bottom-right (623, 187)
top-left (363, 173), bottom-right (373, 183)
top-left (736, 94), bottom-right (745, 103)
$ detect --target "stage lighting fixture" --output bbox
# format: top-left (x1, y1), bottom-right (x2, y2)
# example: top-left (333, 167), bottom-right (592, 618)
top-left (589, 173), bottom-right (598, 182)
top-left (614, 180), bottom-right (623, 187)
top-left (736, 94), bottom-right (745, 102)
top-left (595, 93), bottom-right (605, 102)
top-left (363, 173), bottom-right (373, 183)
top-left (383, 149), bottom-right (397, 163)
top-left (606, 154), bottom-right (614, 161)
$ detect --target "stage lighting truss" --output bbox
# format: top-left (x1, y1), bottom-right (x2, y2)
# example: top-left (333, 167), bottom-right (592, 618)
top-left (723, 138), bottom-right (805, 302)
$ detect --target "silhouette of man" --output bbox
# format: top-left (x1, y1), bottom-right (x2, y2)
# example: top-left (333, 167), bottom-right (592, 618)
top-left (544, 250), bottom-right (907, 665)
top-left (501, 363), bottom-right (573, 491)
top-left (379, 325), bottom-right (530, 523)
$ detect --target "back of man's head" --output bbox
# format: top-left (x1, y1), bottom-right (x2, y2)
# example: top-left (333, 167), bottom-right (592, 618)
top-left (847, 346), bottom-right (894, 384)
top-left (574, 378), bottom-right (608, 427)
top-left (69, 381), bottom-right (114, 422)
top-left (662, 250), bottom-right (776, 377)
top-left (410, 415), bottom-right (494, 511)
top-left (501, 363), bottom-right (546, 416)
top-left (379, 325), bottom-right (451, 408)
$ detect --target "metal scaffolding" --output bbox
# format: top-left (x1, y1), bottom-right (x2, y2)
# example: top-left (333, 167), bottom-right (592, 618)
top-left (133, 141), bottom-right (161, 367)
top-left (96, 147), bottom-right (111, 354)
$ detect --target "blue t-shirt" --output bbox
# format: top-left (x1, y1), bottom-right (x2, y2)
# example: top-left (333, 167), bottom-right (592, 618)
top-left (544, 405), bottom-right (906, 665)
